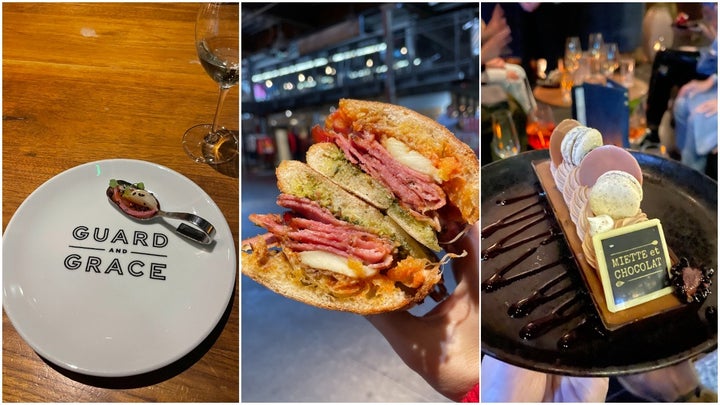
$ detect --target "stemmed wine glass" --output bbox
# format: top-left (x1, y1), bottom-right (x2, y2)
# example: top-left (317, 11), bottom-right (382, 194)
top-left (182, 3), bottom-right (239, 165)
top-left (564, 36), bottom-right (582, 77)
top-left (601, 42), bottom-right (619, 77)
top-left (491, 110), bottom-right (521, 159)
top-left (587, 32), bottom-right (604, 74)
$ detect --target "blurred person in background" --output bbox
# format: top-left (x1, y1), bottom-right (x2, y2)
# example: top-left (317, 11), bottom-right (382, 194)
top-left (481, 3), bottom-right (512, 66)
top-left (481, 4), bottom-right (535, 114)
top-left (482, 3), bottom-right (643, 84)
top-left (672, 3), bottom-right (717, 179)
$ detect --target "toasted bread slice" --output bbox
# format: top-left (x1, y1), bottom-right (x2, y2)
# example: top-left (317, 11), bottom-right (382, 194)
top-left (306, 142), bottom-right (441, 252)
top-left (329, 98), bottom-right (479, 224)
top-left (305, 142), bottom-right (394, 209)
top-left (242, 239), bottom-right (441, 314)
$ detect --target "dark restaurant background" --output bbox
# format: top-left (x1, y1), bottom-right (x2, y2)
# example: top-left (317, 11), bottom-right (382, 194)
top-left (242, 2), bottom-right (479, 171)
top-left (240, 2), bottom-right (478, 402)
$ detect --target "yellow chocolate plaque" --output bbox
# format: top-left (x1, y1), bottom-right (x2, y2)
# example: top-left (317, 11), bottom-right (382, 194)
top-left (592, 218), bottom-right (673, 313)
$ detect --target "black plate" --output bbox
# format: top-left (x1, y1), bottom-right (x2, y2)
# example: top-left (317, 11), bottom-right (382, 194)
top-left (481, 149), bottom-right (718, 376)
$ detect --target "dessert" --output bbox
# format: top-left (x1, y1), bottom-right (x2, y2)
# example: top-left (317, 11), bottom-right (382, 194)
top-left (546, 119), bottom-right (652, 276)
top-left (481, 132), bottom-right (716, 370)
top-left (544, 122), bottom-right (712, 318)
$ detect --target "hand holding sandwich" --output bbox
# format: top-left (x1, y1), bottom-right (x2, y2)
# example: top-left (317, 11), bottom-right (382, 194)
top-left (366, 223), bottom-right (479, 402)
top-left (242, 99), bottom-right (479, 400)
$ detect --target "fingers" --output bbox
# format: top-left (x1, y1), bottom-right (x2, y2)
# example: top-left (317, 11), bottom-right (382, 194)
top-left (492, 3), bottom-right (505, 20)
top-left (485, 58), bottom-right (506, 69)
top-left (678, 81), bottom-right (700, 99)
top-left (483, 4), bottom-right (508, 41)
top-left (695, 99), bottom-right (718, 117)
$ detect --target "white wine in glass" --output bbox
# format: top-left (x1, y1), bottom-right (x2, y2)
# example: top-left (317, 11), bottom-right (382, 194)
top-left (183, 3), bottom-right (239, 165)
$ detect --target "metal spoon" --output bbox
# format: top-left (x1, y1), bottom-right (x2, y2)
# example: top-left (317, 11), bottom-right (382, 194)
top-left (106, 179), bottom-right (215, 244)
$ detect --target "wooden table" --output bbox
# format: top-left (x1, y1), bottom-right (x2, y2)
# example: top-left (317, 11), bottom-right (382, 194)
top-left (533, 76), bottom-right (649, 108)
top-left (3, 3), bottom-right (238, 402)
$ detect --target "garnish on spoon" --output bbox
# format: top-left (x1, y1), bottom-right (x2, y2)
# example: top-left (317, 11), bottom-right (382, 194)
top-left (106, 179), bottom-right (216, 244)
top-left (107, 179), bottom-right (159, 219)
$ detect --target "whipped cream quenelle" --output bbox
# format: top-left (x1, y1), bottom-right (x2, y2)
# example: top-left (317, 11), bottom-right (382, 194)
top-left (581, 211), bottom-right (649, 269)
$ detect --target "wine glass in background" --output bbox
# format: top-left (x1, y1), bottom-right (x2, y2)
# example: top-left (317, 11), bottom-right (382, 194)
top-left (588, 32), bottom-right (604, 74)
top-left (601, 42), bottom-right (620, 77)
top-left (182, 3), bottom-right (239, 165)
top-left (525, 103), bottom-right (556, 150)
top-left (588, 32), bottom-right (604, 58)
top-left (557, 58), bottom-right (574, 104)
top-left (564, 36), bottom-right (582, 75)
top-left (491, 110), bottom-right (521, 159)
top-left (629, 98), bottom-right (649, 147)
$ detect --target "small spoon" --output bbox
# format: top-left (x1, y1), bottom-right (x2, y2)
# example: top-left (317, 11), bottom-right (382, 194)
top-left (107, 179), bottom-right (215, 245)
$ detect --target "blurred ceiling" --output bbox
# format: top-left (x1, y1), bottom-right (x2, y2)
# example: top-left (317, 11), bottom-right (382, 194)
top-left (242, 3), bottom-right (476, 56)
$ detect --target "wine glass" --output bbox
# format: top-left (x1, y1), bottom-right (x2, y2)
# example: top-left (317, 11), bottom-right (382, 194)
top-left (564, 36), bottom-right (582, 74)
top-left (629, 98), bottom-right (649, 147)
top-left (491, 110), bottom-right (521, 159)
top-left (182, 3), bottom-right (239, 165)
top-left (601, 42), bottom-right (619, 77)
top-left (557, 58), bottom-right (574, 104)
top-left (588, 32), bottom-right (604, 74)
top-left (525, 104), bottom-right (556, 150)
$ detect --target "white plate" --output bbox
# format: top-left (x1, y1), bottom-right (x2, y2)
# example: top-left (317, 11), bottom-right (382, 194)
top-left (3, 159), bottom-right (236, 377)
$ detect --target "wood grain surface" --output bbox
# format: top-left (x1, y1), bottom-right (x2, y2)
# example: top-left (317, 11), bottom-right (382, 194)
top-left (3, 3), bottom-right (239, 402)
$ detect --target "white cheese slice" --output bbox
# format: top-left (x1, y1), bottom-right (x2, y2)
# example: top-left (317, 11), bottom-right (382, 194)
top-left (123, 189), bottom-right (159, 210)
top-left (382, 137), bottom-right (441, 183)
top-left (298, 250), bottom-right (377, 278)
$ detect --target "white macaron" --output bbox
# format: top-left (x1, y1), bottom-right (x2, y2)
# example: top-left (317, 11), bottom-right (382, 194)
top-left (589, 170), bottom-right (643, 219)
top-left (560, 126), bottom-right (603, 166)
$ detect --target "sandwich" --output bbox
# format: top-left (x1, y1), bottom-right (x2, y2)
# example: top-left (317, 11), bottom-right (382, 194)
top-left (310, 99), bottom-right (479, 251)
top-left (242, 99), bottom-right (479, 314)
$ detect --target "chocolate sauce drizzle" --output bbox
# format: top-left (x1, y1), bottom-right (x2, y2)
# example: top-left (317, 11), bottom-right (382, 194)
top-left (482, 188), bottom-right (598, 345)
top-left (481, 201), bottom-right (543, 239)
top-left (520, 293), bottom-right (584, 339)
top-left (508, 272), bottom-right (573, 318)
top-left (496, 191), bottom-right (546, 206)
top-left (558, 314), bottom-right (608, 350)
